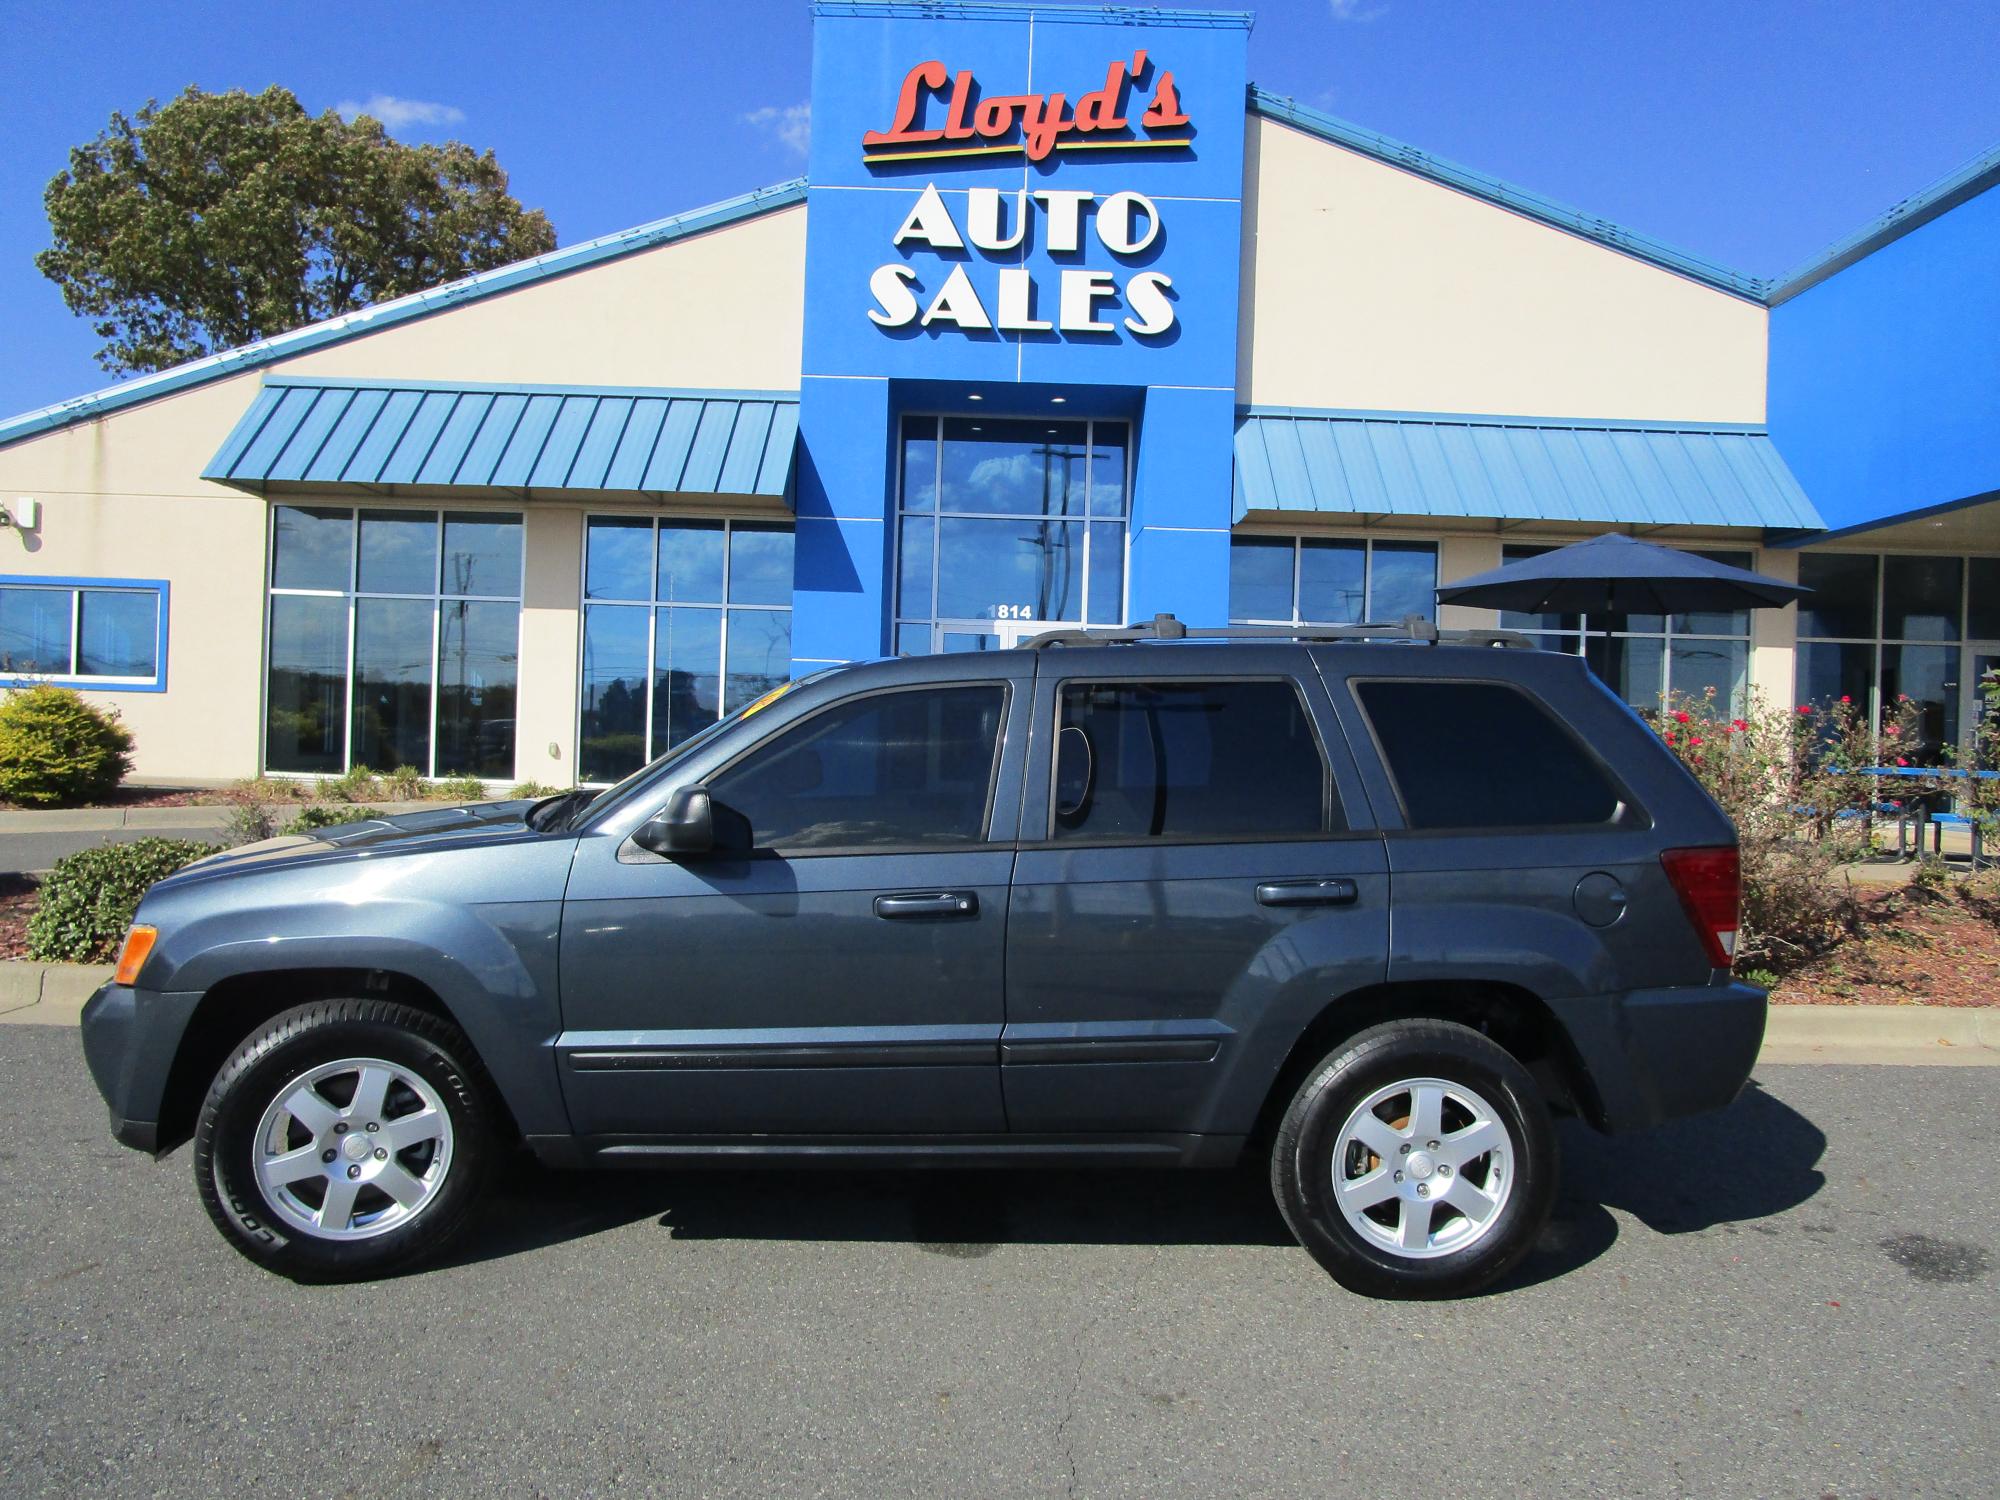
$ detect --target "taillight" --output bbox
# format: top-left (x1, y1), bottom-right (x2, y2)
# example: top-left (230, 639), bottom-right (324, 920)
top-left (1659, 847), bottom-right (1740, 970)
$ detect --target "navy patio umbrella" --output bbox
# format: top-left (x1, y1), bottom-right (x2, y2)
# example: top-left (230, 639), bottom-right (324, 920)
top-left (1434, 532), bottom-right (1809, 615)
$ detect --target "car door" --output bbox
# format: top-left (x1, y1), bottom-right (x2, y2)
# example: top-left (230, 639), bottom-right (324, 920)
top-left (557, 658), bottom-right (1031, 1138)
top-left (1001, 647), bottom-right (1390, 1141)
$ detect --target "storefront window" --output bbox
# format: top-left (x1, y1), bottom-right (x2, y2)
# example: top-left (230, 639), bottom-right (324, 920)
top-left (895, 416), bottom-right (1129, 651)
top-left (1229, 536), bottom-right (1439, 627)
top-left (1796, 551), bottom-right (1982, 761)
top-left (579, 516), bottom-right (794, 782)
top-left (1499, 545), bottom-right (1752, 717)
top-left (264, 506), bottom-right (522, 778)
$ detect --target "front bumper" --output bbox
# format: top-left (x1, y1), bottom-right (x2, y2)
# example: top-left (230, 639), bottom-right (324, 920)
top-left (1549, 980), bottom-right (1768, 1134)
top-left (79, 981), bottom-right (199, 1155)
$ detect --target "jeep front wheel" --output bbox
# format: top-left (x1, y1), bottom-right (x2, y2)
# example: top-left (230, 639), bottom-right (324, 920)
top-left (1271, 1019), bottom-right (1556, 1299)
top-left (193, 999), bottom-right (496, 1279)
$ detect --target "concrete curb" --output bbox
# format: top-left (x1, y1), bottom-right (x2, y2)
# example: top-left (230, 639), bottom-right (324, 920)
top-left (1759, 1003), bottom-right (2000, 1066)
top-left (0, 800), bottom-right (440, 834)
top-left (2, 968), bottom-right (1995, 1067)
top-left (0, 962), bottom-right (114, 1024)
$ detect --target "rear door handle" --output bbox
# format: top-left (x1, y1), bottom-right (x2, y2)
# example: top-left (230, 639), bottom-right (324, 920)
top-left (1255, 878), bottom-right (1359, 908)
top-left (874, 891), bottom-right (979, 919)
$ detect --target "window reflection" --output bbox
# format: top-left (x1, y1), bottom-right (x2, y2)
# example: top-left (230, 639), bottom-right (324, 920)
top-left (437, 601), bottom-right (518, 778)
top-left (897, 416), bottom-right (1128, 648)
top-left (267, 595), bottom-right (347, 774)
top-left (579, 516), bottom-right (796, 780)
top-left (266, 507), bottom-right (522, 777)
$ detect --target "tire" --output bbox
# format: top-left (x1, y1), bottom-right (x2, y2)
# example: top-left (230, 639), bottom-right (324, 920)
top-left (1271, 1019), bottom-right (1555, 1300)
top-left (194, 999), bottom-right (497, 1280)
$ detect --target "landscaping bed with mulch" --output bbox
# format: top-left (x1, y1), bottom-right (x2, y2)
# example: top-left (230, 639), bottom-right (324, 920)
top-left (0, 874), bottom-right (39, 960)
top-left (1769, 877), bottom-right (2000, 1007)
top-left (0, 784), bottom-right (233, 812)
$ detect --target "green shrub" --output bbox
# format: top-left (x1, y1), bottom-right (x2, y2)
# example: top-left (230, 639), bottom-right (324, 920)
top-left (0, 685), bottom-right (135, 807)
top-left (383, 764), bottom-right (425, 800)
top-left (432, 772), bottom-right (488, 802)
top-left (26, 837), bottom-right (219, 962)
top-left (282, 803), bottom-right (379, 835)
top-left (509, 780), bottom-right (562, 800)
top-left (325, 765), bottom-right (380, 803)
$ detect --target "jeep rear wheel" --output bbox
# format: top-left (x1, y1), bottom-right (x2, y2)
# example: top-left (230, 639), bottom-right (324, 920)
top-left (1272, 1019), bottom-right (1555, 1299)
top-left (194, 999), bottom-right (496, 1280)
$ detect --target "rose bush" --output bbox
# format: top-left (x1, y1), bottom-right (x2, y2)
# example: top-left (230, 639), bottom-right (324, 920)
top-left (1655, 688), bottom-right (1934, 967)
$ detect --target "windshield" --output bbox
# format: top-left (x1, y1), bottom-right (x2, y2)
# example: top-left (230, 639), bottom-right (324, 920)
top-left (568, 667), bottom-right (850, 831)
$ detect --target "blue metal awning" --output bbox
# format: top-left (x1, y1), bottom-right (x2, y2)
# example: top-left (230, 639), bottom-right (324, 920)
top-left (1233, 409), bottom-right (1824, 531)
top-left (205, 378), bottom-right (799, 499)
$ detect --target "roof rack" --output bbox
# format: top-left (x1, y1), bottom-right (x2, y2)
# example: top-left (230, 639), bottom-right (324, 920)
top-left (1018, 613), bottom-right (1535, 650)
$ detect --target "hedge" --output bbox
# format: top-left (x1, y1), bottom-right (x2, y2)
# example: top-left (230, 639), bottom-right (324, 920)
top-left (26, 838), bottom-right (220, 962)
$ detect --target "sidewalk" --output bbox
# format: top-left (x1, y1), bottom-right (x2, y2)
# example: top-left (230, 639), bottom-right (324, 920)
top-left (0, 799), bottom-right (434, 834)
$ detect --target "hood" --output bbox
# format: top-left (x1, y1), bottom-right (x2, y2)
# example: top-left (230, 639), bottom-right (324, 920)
top-left (160, 799), bottom-right (550, 887)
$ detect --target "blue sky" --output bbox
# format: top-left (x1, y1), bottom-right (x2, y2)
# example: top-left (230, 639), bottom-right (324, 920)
top-left (2, 0), bottom-right (1995, 421)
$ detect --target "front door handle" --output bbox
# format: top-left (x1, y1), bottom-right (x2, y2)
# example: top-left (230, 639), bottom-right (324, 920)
top-left (1255, 878), bottom-right (1359, 908)
top-left (874, 891), bottom-right (979, 919)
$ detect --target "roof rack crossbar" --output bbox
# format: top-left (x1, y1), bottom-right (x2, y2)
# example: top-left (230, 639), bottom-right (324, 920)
top-left (1018, 613), bottom-right (1534, 650)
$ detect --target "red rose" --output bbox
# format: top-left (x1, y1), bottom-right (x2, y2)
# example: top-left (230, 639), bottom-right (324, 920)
top-left (1840, 695), bottom-right (1851, 704)
top-left (1674, 711), bottom-right (1692, 724)
top-left (1689, 736), bottom-right (1704, 746)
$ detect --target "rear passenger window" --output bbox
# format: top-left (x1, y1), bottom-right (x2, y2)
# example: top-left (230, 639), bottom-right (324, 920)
top-left (1052, 680), bottom-right (1331, 841)
top-left (1355, 679), bottom-right (1621, 830)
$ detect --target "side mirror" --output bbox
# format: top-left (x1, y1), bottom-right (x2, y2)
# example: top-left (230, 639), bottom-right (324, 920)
top-left (633, 785), bottom-right (715, 858)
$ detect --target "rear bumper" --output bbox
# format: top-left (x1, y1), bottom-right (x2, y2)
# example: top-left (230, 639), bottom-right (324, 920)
top-left (1549, 980), bottom-right (1767, 1134)
top-left (79, 981), bottom-right (197, 1156)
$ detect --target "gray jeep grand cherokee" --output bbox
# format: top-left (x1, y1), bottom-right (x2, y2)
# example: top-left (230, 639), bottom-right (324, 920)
top-left (81, 616), bottom-right (1764, 1298)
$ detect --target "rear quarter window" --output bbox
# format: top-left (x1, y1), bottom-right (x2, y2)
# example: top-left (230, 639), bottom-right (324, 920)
top-left (1354, 678), bottom-right (1624, 830)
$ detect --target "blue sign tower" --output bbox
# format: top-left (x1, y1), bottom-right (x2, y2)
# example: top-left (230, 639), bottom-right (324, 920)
top-left (792, 0), bottom-right (1252, 669)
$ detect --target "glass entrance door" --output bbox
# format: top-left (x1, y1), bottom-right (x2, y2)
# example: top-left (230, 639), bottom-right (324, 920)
top-left (925, 619), bottom-right (1081, 653)
top-left (893, 414), bottom-right (1129, 655)
top-left (1964, 647), bottom-right (2000, 765)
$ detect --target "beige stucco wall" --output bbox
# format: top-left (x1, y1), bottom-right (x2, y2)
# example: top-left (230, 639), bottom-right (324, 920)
top-left (284, 206), bottom-right (805, 390)
top-left (0, 374), bottom-right (272, 781)
top-left (1237, 117), bottom-right (1769, 422)
top-left (0, 208), bottom-right (804, 784)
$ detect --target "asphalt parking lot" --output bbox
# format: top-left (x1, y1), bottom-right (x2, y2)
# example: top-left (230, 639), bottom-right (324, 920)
top-left (1, 1025), bottom-right (1994, 1499)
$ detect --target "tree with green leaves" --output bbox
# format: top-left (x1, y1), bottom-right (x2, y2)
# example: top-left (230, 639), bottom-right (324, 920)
top-left (38, 85), bottom-right (557, 375)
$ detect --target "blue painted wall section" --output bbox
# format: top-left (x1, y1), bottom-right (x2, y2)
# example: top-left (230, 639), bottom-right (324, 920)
top-left (1768, 178), bottom-right (2000, 533)
top-left (794, 0), bottom-right (1251, 662)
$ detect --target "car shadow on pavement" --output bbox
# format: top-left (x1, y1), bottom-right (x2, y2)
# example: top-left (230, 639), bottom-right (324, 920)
top-left (1494, 1078), bottom-right (1829, 1293)
top-left (436, 1079), bottom-right (1828, 1286)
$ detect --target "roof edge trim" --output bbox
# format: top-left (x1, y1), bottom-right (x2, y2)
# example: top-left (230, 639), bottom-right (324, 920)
top-left (262, 375), bottom-right (800, 402)
top-left (0, 178), bottom-right (810, 453)
top-left (811, 1), bottom-right (1253, 28)
top-left (1246, 88), bottom-right (1772, 303)
top-left (1238, 404), bottom-right (1772, 436)
top-left (1767, 142), bottom-right (2000, 306)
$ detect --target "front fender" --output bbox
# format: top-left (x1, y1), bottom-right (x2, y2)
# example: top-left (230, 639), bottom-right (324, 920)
top-left (142, 866), bottom-right (569, 1138)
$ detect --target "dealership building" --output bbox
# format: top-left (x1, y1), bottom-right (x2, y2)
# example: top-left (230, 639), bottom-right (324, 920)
top-left (0, 1), bottom-right (1994, 787)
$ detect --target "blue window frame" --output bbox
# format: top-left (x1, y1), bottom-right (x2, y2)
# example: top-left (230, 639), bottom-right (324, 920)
top-left (0, 575), bottom-right (169, 692)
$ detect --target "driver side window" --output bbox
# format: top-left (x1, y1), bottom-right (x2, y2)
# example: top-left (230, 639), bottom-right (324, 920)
top-left (706, 685), bottom-right (1007, 851)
